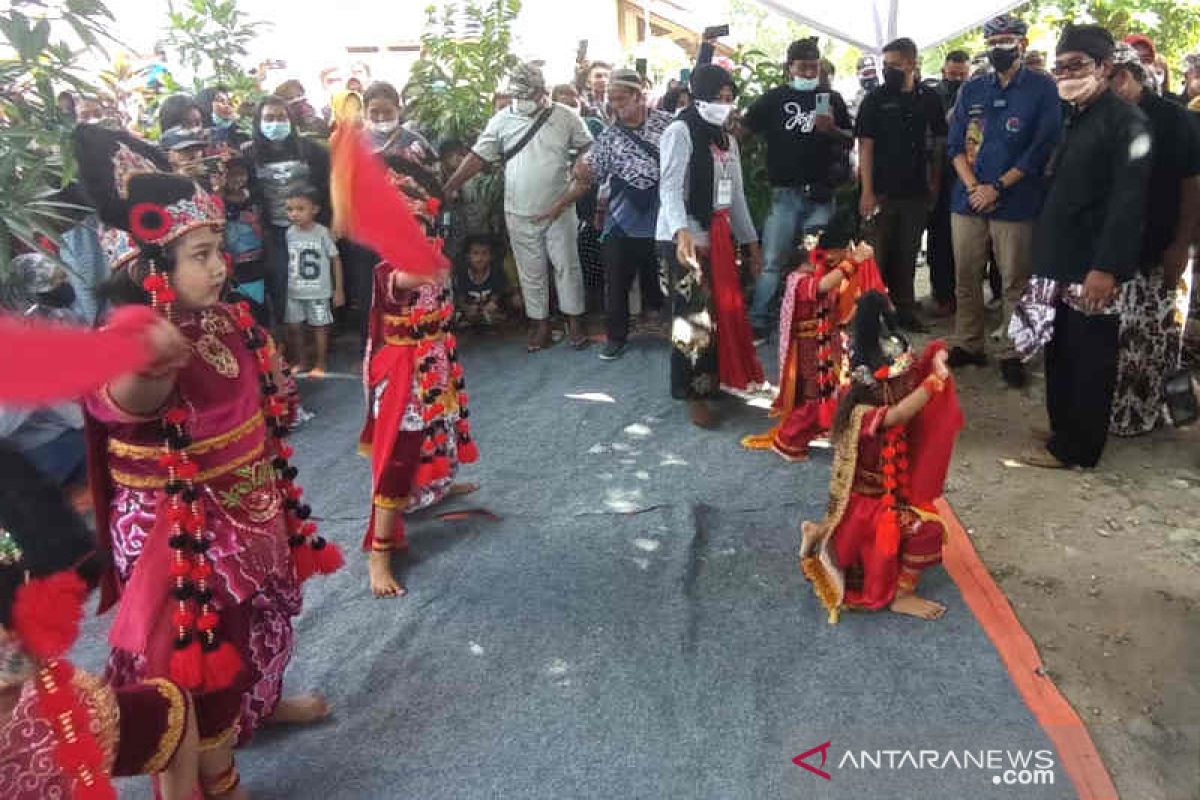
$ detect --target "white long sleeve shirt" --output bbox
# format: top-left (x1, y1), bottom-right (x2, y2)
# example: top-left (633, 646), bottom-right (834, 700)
top-left (655, 119), bottom-right (757, 247)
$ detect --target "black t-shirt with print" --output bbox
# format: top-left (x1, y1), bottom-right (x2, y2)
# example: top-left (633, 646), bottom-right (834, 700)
top-left (855, 84), bottom-right (949, 197)
top-left (454, 265), bottom-right (508, 307)
top-left (743, 85), bottom-right (853, 189)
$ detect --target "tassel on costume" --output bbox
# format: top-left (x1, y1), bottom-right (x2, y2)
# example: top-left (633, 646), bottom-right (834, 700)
top-left (201, 640), bottom-right (243, 690)
top-left (11, 572), bottom-right (88, 660)
top-left (169, 639), bottom-right (204, 690)
top-left (310, 537), bottom-right (345, 575)
top-left (291, 540), bottom-right (317, 583)
top-left (457, 436), bottom-right (479, 464)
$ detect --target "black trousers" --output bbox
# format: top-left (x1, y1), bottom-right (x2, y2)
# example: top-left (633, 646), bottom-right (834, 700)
top-left (262, 224), bottom-right (289, 329)
top-left (926, 189), bottom-right (955, 305)
top-left (873, 194), bottom-right (929, 313)
top-left (1045, 302), bottom-right (1120, 468)
top-left (603, 234), bottom-right (663, 343)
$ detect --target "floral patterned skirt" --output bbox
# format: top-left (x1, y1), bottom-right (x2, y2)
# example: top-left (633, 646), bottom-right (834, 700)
top-left (1110, 270), bottom-right (1188, 436)
top-left (660, 243), bottom-right (719, 400)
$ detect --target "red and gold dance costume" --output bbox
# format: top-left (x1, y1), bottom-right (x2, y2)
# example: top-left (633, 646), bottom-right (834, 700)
top-left (74, 126), bottom-right (341, 758)
top-left (1, 665), bottom-right (190, 800)
top-left (1, 435), bottom-right (190, 798)
top-left (356, 160), bottom-right (478, 552)
top-left (743, 246), bottom-right (885, 460)
top-left (800, 342), bottom-right (963, 622)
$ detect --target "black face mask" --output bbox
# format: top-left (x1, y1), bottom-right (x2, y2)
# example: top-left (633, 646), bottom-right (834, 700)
top-left (37, 283), bottom-right (76, 309)
top-left (943, 78), bottom-right (963, 95)
top-left (988, 46), bottom-right (1020, 73)
top-left (883, 67), bottom-right (906, 91)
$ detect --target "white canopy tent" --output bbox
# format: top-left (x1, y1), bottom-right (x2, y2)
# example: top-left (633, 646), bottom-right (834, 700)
top-left (751, 0), bottom-right (1027, 52)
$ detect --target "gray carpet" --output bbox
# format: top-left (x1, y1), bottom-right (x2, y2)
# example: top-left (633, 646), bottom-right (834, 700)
top-left (78, 332), bottom-right (1075, 799)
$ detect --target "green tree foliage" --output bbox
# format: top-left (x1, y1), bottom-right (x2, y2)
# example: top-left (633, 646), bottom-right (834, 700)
top-left (0, 0), bottom-right (115, 270)
top-left (402, 0), bottom-right (522, 143)
top-left (163, 0), bottom-right (268, 100)
top-left (923, 1), bottom-right (1200, 76)
top-left (1030, 0), bottom-right (1200, 64)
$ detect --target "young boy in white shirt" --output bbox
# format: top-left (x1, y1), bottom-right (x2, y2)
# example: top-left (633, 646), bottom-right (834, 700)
top-left (284, 186), bottom-right (344, 376)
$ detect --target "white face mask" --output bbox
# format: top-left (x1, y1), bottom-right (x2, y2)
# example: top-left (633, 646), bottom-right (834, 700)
top-left (370, 119), bottom-right (399, 135)
top-left (1057, 74), bottom-right (1100, 104)
top-left (696, 100), bottom-right (734, 126)
top-left (513, 98), bottom-right (539, 115)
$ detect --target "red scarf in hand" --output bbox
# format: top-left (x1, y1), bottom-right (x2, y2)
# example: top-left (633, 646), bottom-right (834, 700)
top-left (709, 210), bottom-right (764, 390)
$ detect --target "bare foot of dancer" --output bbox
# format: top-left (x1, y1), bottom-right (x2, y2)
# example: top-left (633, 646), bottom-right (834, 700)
top-left (368, 545), bottom-right (407, 598)
top-left (890, 592), bottom-right (947, 620)
top-left (265, 694), bottom-right (332, 725)
top-left (448, 482), bottom-right (479, 497)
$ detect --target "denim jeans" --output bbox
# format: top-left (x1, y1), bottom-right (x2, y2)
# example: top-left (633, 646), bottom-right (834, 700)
top-left (749, 186), bottom-right (833, 330)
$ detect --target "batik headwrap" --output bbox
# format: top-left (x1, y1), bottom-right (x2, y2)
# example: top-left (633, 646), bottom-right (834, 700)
top-left (506, 62), bottom-right (546, 100)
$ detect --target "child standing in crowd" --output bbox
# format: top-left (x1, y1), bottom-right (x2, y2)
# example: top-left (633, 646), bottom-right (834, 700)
top-left (221, 155), bottom-right (270, 326)
top-left (285, 187), bottom-right (344, 377)
top-left (455, 235), bottom-right (517, 328)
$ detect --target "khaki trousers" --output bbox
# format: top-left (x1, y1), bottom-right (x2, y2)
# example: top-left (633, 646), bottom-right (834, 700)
top-left (950, 214), bottom-right (1033, 357)
top-left (505, 209), bottom-right (586, 320)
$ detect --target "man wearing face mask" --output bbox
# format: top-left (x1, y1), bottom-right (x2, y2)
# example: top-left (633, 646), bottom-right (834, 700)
top-left (856, 37), bottom-right (949, 332)
top-left (445, 62), bottom-right (595, 352)
top-left (1106, 44), bottom-right (1200, 436)
top-left (926, 50), bottom-right (971, 318)
top-left (945, 14), bottom-right (1062, 388)
top-left (742, 37), bottom-right (853, 340)
top-left (849, 55), bottom-right (880, 119)
top-left (1122, 34), bottom-right (1162, 95)
top-left (1013, 25), bottom-right (1152, 470)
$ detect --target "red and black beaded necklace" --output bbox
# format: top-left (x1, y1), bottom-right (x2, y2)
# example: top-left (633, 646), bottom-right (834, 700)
top-left (132, 203), bottom-right (342, 693)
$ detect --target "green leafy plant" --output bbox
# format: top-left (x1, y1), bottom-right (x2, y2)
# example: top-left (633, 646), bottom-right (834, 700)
top-left (0, 0), bottom-right (116, 271)
top-left (163, 0), bottom-right (267, 102)
top-left (402, 0), bottom-right (522, 143)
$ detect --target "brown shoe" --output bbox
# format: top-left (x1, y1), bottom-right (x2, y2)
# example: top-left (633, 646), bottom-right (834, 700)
top-left (1029, 427), bottom-right (1052, 444)
top-left (1017, 446), bottom-right (1067, 470)
top-left (688, 399), bottom-right (718, 429)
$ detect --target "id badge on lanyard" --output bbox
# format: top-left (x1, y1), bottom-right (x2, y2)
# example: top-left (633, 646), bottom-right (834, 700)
top-left (717, 177), bottom-right (733, 206)
top-left (713, 145), bottom-right (733, 207)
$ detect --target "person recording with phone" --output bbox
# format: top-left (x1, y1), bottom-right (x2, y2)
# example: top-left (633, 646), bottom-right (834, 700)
top-left (741, 37), bottom-right (853, 341)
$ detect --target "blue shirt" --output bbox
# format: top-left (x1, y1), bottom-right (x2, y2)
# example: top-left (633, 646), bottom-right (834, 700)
top-left (947, 67), bottom-right (1062, 221)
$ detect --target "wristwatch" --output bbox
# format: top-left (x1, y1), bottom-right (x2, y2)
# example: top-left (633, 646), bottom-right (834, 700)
top-left (991, 178), bottom-right (1006, 194)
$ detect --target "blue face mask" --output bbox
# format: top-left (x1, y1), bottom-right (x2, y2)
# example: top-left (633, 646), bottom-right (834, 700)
top-left (260, 119), bottom-right (291, 142)
top-left (213, 116), bottom-right (235, 130)
top-left (792, 77), bottom-right (819, 91)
